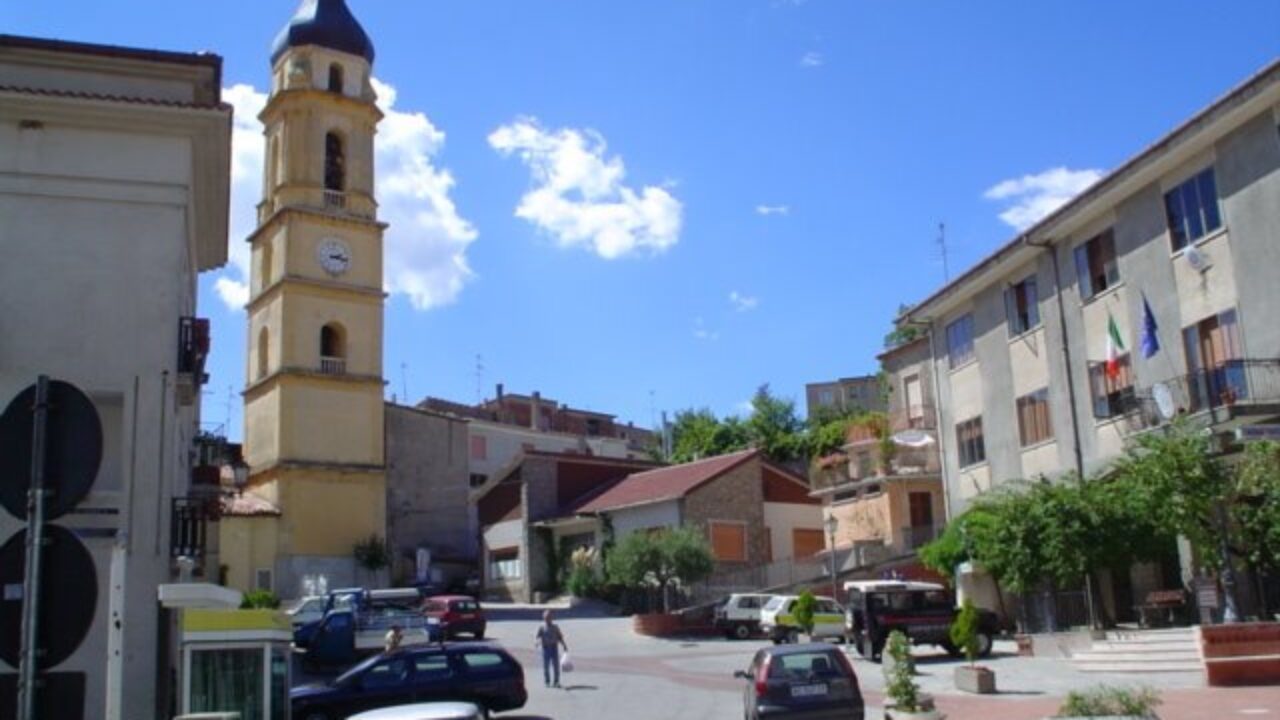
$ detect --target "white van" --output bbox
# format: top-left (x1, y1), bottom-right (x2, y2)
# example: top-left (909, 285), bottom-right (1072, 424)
top-left (714, 593), bottom-right (773, 640)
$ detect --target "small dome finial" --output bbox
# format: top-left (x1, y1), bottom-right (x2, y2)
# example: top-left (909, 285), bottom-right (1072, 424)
top-left (271, 0), bottom-right (375, 65)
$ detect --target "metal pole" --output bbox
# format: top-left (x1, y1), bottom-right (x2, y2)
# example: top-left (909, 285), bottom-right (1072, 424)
top-left (828, 531), bottom-right (838, 601)
top-left (18, 375), bottom-right (50, 720)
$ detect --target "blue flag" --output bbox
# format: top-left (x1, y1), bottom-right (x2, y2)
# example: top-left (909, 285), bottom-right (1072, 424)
top-left (1141, 295), bottom-right (1160, 359)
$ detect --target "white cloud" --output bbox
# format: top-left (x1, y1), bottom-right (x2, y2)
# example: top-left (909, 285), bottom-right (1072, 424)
top-left (488, 118), bottom-right (683, 260)
top-left (801, 51), bottom-right (824, 68)
top-left (692, 317), bottom-right (719, 342)
top-left (729, 291), bottom-right (759, 312)
top-left (983, 166), bottom-right (1104, 231)
top-left (214, 80), bottom-right (477, 312)
top-left (755, 204), bottom-right (790, 216)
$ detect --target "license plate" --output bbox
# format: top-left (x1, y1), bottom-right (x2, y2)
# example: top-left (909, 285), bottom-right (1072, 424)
top-left (790, 683), bottom-right (827, 698)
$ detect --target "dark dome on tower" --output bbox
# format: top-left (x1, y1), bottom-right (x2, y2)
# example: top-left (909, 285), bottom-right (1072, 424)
top-left (271, 0), bottom-right (375, 65)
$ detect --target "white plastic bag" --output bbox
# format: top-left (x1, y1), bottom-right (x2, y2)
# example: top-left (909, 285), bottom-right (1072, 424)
top-left (559, 651), bottom-right (574, 673)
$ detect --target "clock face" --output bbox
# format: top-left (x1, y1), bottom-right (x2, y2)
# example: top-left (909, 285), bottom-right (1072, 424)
top-left (317, 238), bottom-right (352, 276)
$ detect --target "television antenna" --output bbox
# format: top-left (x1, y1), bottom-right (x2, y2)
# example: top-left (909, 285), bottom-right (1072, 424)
top-left (475, 354), bottom-right (485, 404)
top-left (938, 222), bottom-right (950, 282)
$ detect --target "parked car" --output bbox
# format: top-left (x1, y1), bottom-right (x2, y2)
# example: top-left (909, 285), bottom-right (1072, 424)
top-left (715, 593), bottom-right (773, 640)
top-left (733, 642), bottom-right (865, 720)
top-left (348, 701), bottom-right (485, 720)
top-left (291, 642), bottom-right (526, 720)
top-left (420, 596), bottom-right (486, 640)
top-left (760, 595), bottom-right (845, 644)
top-left (842, 580), bottom-right (999, 662)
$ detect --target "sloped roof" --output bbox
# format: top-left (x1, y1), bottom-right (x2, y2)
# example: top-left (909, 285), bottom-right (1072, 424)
top-left (220, 492), bottom-right (281, 517)
top-left (573, 448), bottom-right (760, 514)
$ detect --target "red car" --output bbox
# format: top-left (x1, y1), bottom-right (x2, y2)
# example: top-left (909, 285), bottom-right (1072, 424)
top-left (422, 595), bottom-right (486, 640)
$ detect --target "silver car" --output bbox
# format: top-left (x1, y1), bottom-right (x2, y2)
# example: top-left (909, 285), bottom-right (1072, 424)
top-left (348, 702), bottom-right (485, 720)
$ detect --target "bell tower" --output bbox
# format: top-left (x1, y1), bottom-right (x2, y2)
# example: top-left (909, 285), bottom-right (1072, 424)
top-left (242, 0), bottom-right (386, 595)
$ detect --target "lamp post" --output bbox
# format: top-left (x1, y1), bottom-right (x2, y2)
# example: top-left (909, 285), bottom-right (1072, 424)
top-left (227, 458), bottom-right (250, 496)
top-left (824, 514), bottom-right (839, 601)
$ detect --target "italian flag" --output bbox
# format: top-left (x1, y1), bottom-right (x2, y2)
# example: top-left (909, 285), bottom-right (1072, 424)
top-left (1106, 312), bottom-right (1126, 379)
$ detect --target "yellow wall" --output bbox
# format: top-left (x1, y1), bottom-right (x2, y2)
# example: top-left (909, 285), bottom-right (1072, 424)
top-left (277, 378), bottom-right (384, 465)
top-left (272, 467), bottom-right (386, 556)
top-left (219, 515), bottom-right (281, 594)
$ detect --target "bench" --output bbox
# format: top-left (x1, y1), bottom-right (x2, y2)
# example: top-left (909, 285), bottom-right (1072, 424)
top-left (1136, 589), bottom-right (1185, 627)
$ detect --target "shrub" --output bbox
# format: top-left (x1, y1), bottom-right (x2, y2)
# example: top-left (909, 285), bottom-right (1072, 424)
top-left (949, 598), bottom-right (981, 665)
top-left (352, 534), bottom-right (390, 573)
top-left (792, 590), bottom-right (817, 634)
top-left (240, 589), bottom-right (281, 610)
top-left (1057, 685), bottom-right (1161, 718)
top-left (884, 630), bottom-right (921, 713)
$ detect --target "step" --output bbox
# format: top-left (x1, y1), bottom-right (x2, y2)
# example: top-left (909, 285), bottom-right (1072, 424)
top-left (1072, 650), bottom-right (1201, 663)
top-left (1074, 660), bottom-right (1203, 673)
top-left (1090, 641), bottom-right (1199, 654)
top-left (1107, 628), bottom-right (1197, 642)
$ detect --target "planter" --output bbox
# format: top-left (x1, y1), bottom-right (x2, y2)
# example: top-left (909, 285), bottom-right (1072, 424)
top-left (1201, 621), bottom-right (1280, 687)
top-left (955, 665), bottom-right (996, 694)
top-left (886, 708), bottom-right (943, 720)
top-left (633, 613), bottom-right (681, 637)
top-left (1015, 634), bottom-right (1034, 656)
top-left (1046, 716), bottom-right (1154, 719)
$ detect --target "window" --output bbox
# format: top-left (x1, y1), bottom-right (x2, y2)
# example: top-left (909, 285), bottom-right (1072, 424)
top-left (488, 547), bottom-right (519, 580)
top-left (1183, 308), bottom-right (1246, 411)
top-left (1016, 388), bottom-right (1053, 446)
top-left (320, 323), bottom-right (345, 358)
top-left (469, 473), bottom-right (488, 488)
top-left (792, 528), bottom-right (825, 559)
top-left (189, 648), bottom-right (264, 720)
top-left (709, 521), bottom-right (747, 562)
top-left (1004, 275), bottom-right (1040, 335)
top-left (362, 657), bottom-right (411, 689)
top-left (327, 63), bottom-right (344, 93)
top-left (254, 568), bottom-right (273, 592)
top-left (458, 651), bottom-right (507, 671)
top-left (818, 389), bottom-right (834, 406)
top-left (1074, 229), bottom-right (1119, 300)
top-left (256, 327), bottom-right (269, 380)
top-left (947, 315), bottom-right (975, 368)
top-left (955, 417), bottom-right (986, 468)
top-left (413, 653), bottom-right (453, 681)
top-left (586, 418), bottom-right (601, 436)
top-left (324, 132), bottom-right (346, 191)
top-left (903, 375), bottom-right (924, 427)
top-left (470, 435), bottom-right (487, 461)
top-left (1088, 354), bottom-right (1134, 419)
top-left (1164, 167), bottom-right (1222, 251)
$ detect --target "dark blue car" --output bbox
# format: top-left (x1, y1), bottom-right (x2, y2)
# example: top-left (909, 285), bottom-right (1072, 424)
top-left (291, 642), bottom-right (527, 720)
top-left (734, 643), bottom-right (865, 720)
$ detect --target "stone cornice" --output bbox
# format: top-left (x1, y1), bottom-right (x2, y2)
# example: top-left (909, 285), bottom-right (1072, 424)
top-left (247, 273), bottom-right (387, 312)
top-left (243, 366), bottom-right (385, 399)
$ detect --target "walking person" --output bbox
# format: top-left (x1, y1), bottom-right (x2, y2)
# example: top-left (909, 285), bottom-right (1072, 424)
top-left (535, 610), bottom-right (569, 688)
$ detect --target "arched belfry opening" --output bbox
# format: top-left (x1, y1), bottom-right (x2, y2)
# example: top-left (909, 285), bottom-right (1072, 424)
top-left (320, 323), bottom-right (346, 374)
top-left (324, 132), bottom-right (346, 192)
top-left (328, 63), bottom-right (344, 93)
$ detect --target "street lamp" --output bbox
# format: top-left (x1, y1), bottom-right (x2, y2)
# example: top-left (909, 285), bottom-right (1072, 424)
top-left (226, 458), bottom-right (250, 496)
top-left (824, 514), bottom-right (839, 601)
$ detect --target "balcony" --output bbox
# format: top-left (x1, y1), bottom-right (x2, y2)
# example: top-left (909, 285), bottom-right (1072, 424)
top-left (171, 497), bottom-right (213, 560)
top-left (1125, 359), bottom-right (1280, 432)
top-left (320, 356), bottom-right (346, 375)
top-left (323, 189), bottom-right (347, 210)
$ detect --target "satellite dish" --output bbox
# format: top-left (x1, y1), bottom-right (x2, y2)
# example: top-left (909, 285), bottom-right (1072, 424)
top-left (1185, 246), bottom-right (1211, 273)
top-left (1152, 382), bottom-right (1177, 420)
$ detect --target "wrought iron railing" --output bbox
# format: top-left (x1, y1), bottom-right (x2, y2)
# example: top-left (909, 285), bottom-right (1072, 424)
top-left (323, 189), bottom-right (347, 210)
top-left (1126, 359), bottom-right (1280, 430)
top-left (171, 497), bottom-right (211, 559)
top-left (320, 356), bottom-right (346, 375)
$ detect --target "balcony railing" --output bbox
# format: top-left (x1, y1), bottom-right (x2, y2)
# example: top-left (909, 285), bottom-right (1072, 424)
top-left (320, 356), bottom-right (346, 375)
top-left (171, 497), bottom-right (212, 559)
top-left (1125, 359), bottom-right (1280, 431)
top-left (846, 404), bottom-right (937, 445)
top-left (901, 524), bottom-right (941, 551)
top-left (323, 189), bottom-right (347, 210)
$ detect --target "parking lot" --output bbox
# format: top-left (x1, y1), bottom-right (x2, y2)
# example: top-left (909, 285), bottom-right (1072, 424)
top-left (297, 603), bottom-right (1280, 720)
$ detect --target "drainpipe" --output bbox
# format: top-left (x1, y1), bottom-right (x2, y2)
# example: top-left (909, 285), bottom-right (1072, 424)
top-left (1026, 235), bottom-right (1098, 631)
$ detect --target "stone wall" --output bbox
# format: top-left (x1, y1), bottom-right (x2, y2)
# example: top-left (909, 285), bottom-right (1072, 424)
top-left (683, 456), bottom-right (767, 568)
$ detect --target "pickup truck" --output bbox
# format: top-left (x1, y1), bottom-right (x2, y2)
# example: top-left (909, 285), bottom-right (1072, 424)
top-left (294, 587), bottom-right (439, 668)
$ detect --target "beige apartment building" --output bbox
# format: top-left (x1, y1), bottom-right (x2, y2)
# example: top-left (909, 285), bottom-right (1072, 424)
top-left (902, 59), bottom-right (1280, 618)
top-left (805, 374), bottom-right (886, 419)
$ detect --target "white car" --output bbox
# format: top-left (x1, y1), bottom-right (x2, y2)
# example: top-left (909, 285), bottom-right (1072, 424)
top-left (714, 593), bottom-right (773, 640)
top-left (348, 702), bottom-right (484, 720)
top-left (759, 594), bottom-right (846, 644)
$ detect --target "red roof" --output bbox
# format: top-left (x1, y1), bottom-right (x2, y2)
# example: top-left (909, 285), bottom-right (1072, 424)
top-left (220, 492), bottom-right (281, 517)
top-left (573, 448), bottom-right (760, 513)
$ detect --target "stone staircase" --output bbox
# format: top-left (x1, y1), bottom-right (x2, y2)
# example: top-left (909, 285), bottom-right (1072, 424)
top-left (1071, 627), bottom-right (1204, 673)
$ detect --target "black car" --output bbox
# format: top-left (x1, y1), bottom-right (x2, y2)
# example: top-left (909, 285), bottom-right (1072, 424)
top-left (291, 642), bottom-right (526, 720)
top-left (733, 643), bottom-right (865, 720)
top-left (843, 581), bottom-right (999, 661)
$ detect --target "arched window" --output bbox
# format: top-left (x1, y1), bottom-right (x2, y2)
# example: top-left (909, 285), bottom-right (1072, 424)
top-left (257, 327), bottom-right (270, 379)
top-left (320, 323), bottom-right (346, 374)
top-left (324, 132), bottom-right (345, 192)
top-left (328, 63), bottom-right (344, 93)
top-left (260, 239), bottom-right (273, 287)
top-left (267, 136), bottom-right (279, 190)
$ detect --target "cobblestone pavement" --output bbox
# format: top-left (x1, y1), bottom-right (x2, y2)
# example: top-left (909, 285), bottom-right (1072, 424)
top-left (302, 605), bottom-right (1280, 720)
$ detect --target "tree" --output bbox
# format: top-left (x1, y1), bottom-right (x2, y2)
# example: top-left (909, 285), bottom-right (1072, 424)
top-left (745, 384), bottom-right (804, 463)
top-left (605, 527), bottom-right (715, 612)
top-left (668, 408), bottom-right (748, 463)
top-left (792, 590), bottom-right (817, 635)
top-left (1236, 441), bottom-right (1280, 573)
top-left (949, 598), bottom-right (981, 666)
top-left (883, 303), bottom-right (923, 349)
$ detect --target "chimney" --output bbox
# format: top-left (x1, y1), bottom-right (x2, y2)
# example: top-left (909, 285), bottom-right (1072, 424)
top-left (530, 391), bottom-right (541, 431)
top-left (496, 383), bottom-right (504, 402)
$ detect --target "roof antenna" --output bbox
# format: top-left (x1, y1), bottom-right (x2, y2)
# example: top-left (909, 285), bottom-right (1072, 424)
top-left (400, 362), bottom-right (408, 405)
top-left (475, 354), bottom-right (485, 404)
top-left (938, 222), bottom-right (950, 282)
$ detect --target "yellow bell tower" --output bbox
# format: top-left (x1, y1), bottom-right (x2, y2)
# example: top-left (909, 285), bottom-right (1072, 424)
top-left (242, 0), bottom-right (386, 595)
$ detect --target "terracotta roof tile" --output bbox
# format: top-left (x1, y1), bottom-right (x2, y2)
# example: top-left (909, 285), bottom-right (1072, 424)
top-left (572, 448), bottom-right (760, 514)
top-left (220, 492), bottom-right (281, 517)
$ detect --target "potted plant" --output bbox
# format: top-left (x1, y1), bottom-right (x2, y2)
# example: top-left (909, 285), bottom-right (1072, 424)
top-left (884, 630), bottom-right (941, 720)
top-left (950, 598), bottom-right (996, 694)
top-left (1052, 685), bottom-right (1161, 719)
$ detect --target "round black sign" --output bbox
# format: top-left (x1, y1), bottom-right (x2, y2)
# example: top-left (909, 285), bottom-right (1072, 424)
top-left (0, 380), bottom-right (102, 521)
top-left (0, 525), bottom-right (99, 669)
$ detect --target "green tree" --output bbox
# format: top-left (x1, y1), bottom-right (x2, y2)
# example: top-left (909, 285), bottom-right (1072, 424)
top-left (1235, 440), bottom-right (1280, 577)
top-left (792, 590), bottom-right (817, 635)
top-left (668, 408), bottom-right (749, 463)
top-left (745, 384), bottom-right (805, 463)
top-left (605, 527), bottom-right (715, 612)
top-left (883, 303), bottom-right (922, 349)
top-left (949, 598), bottom-right (981, 666)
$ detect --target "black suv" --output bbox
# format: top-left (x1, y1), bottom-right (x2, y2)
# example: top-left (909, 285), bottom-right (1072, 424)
top-left (843, 581), bottom-right (999, 662)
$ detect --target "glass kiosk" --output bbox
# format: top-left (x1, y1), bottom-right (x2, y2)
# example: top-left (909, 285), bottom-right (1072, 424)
top-left (178, 608), bottom-right (292, 720)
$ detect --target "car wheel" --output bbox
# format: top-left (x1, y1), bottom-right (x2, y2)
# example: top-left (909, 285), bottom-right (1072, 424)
top-left (733, 623), bottom-right (752, 641)
top-left (976, 631), bottom-right (994, 658)
top-left (786, 629), bottom-right (801, 645)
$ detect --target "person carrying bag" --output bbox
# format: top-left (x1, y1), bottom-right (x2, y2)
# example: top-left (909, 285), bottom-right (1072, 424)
top-left (535, 609), bottom-right (569, 688)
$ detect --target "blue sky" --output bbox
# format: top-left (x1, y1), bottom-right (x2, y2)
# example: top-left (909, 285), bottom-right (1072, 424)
top-left (6, 1), bottom-right (1278, 439)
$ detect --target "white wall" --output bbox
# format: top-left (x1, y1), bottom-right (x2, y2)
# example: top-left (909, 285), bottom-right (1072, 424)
top-left (609, 501), bottom-right (681, 539)
top-left (763, 502), bottom-right (824, 561)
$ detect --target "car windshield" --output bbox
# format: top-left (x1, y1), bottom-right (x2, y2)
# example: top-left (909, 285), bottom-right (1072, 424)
top-left (764, 596), bottom-right (787, 612)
